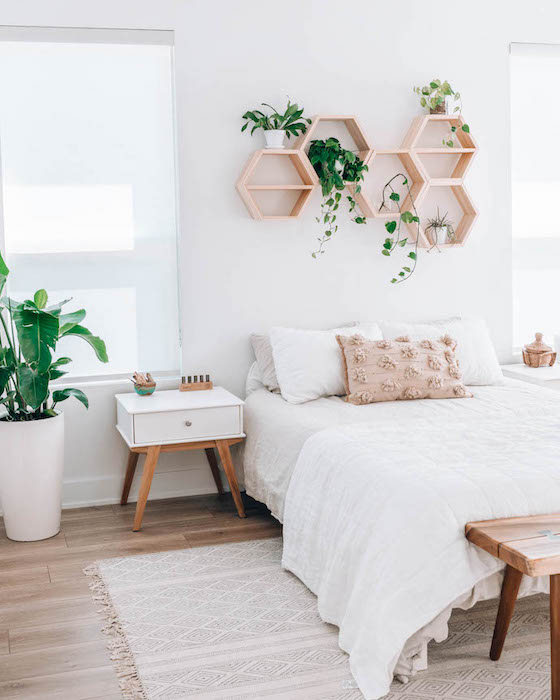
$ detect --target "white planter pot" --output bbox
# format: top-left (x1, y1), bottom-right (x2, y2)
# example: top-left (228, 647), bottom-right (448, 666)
top-left (430, 226), bottom-right (451, 245)
top-left (263, 129), bottom-right (285, 149)
top-left (0, 412), bottom-right (64, 541)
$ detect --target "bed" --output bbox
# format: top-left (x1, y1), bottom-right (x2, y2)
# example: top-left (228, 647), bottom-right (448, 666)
top-left (242, 376), bottom-right (560, 699)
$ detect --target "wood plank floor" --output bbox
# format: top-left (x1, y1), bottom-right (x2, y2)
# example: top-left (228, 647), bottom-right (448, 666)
top-left (0, 493), bottom-right (281, 699)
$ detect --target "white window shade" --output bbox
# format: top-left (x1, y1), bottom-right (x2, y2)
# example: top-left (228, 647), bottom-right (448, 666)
top-left (0, 35), bottom-right (180, 378)
top-left (511, 43), bottom-right (560, 348)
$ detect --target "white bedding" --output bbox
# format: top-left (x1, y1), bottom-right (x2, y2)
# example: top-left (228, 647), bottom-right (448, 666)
top-left (242, 380), bottom-right (560, 699)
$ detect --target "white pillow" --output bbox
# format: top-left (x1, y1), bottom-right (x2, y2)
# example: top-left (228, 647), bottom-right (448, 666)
top-left (250, 333), bottom-right (280, 392)
top-left (246, 361), bottom-right (266, 396)
top-left (379, 318), bottom-right (502, 386)
top-left (270, 324), bottom-right (383, 404)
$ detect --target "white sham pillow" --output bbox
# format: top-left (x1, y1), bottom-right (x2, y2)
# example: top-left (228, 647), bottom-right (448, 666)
top-left (379, 318), bottom-right (502, 386)
top-left (270, 324), bottom-right (383, 404)
top-left (250, 333), bottom-right (280, 392)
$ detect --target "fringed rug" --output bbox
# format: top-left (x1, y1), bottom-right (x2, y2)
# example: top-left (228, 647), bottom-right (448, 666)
top-left (85, 538), bottom-right (552, 699)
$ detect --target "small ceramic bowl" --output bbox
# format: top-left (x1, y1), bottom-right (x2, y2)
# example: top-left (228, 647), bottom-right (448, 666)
top-left (134, 383), bottom-right (156, 397)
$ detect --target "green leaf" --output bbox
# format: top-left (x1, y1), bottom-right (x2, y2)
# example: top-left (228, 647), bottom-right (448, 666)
top-left (461, 124), bottom-right (470, 133)
top-left (0, 252), bottom-right (9, 297)
top-left (391, 279), bottom-right (397, 284)
top-left (398, 239), bottom-right (407, 247)
top-left (13, 308), bottom-right (59, 367)
top-left (49, 368), bottom-right (68, 381)
top-left (411, 216), bottom-right (419, 223)
top-left (451, 126), bottom-right (456, 132)
top-left (385, 220), bottom-right (397, 234)
top-left (430, 81), bottom-right (439, 89)
top-left (52, 387), bottom-right (89, 409)
top-left (420, 97), bottom-right (427, 108)
top-left (383, 240), bottom-right (392, 250)
top-left (58, 309), bottom-right (86, 335)
top-left (61, 324), bottom-right (108, 363)
top-left (50, 357), bottom-right (72, 368)
top-left (389, 192), bottom-right (400, 202)
top-left (408, 251), bottom-right (417, 260)
top-left (381, 249), bottom-right (391, 257)
top-left (33, 289), bottom-right (48, 309)
top-left (16, 366), bottom-right (49, 410)
top-left (403, 266), bottom-right (411, 272)
top-left (401, 211), bottom-right (414, 224)
top-left (42, 408), bottom-right (58, 418)
top-left (399, 271), bottom-right (405, 277)
top-left (0, 366), bottom-right (11, 393)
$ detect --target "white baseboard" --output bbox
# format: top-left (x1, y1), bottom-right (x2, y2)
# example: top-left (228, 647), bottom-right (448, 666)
top-left (61, 467), bottom-right (232, 509)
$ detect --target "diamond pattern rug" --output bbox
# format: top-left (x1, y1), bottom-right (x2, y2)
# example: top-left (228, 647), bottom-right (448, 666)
top-left (86, 538), bottom-right (552, 699)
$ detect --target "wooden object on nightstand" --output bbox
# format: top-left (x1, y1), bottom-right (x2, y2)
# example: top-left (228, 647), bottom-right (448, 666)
top-left (116, 387), bottom-right (246, 531)
top-left (466, 514), bottom-right (560, 700)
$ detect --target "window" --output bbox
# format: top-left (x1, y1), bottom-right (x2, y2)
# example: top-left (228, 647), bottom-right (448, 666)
top-left (511, 43), bottom-right (560, 348)
top-left (0, 28), bottom-right (180, 378)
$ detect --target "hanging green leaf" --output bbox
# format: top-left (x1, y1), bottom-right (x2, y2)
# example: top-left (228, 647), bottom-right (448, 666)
top-left (385, 221), bottom-right (397, 234)
top-left (52, 387), bottom-right (89, 409)
top-left (60, 324), bottom-right (109, 363)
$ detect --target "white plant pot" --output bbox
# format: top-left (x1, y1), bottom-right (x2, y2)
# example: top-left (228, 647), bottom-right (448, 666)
top-left (263, 129), bottom-right (285, 149)
top-left (0, 412), bottom-right (64, 541)
top-left (430, 226), bottom-right (450, 245)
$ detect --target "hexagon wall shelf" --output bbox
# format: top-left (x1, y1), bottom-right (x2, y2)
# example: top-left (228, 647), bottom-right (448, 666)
top-left (404, 182), bottom-right (478, 248)
top-left (403, 113), bottom-right (477, 184)
top-left (295, 115), bottom-right (374, 163)
top-left (236, 112), bottom-right (479, 249)
top-left (236, 149), bottom-right (318, 220)
top-left (349, 149), bottom-right (429, 220)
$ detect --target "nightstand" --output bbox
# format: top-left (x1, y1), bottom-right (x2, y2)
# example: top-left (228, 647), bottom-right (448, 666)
top-left (502, 363), bottom-right (560, 391)
top-left (116, 387), bottom-right (246, 531)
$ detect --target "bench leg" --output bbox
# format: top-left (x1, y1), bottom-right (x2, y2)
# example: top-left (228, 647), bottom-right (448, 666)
top-left (551, 574), bottom-right (560, 700)
top-left (216, 440), bottom-right (246, 518)
top-left (490, 565), bottom-right (523, 661)
top-left (132, 445), bottom-right (161, 532)
top-left (205, 447), bottom-right (224, 495)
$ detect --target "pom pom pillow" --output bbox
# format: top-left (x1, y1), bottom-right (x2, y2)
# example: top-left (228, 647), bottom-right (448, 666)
top-left (337, 333), bottom-right (472, 405)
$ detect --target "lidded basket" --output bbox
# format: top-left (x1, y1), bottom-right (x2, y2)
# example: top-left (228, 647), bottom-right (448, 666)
top-left (522, 332), bottom-right (557, 368)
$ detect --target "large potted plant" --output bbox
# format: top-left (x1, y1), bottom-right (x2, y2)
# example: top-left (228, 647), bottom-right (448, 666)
top-left (0, 253), bottom-right (108, 541)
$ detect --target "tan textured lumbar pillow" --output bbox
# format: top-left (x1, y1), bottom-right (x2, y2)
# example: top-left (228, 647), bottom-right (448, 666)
top-left (337, 333), bottom-right (473, 405)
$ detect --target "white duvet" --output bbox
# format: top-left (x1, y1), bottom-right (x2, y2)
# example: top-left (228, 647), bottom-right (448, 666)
top-left (242, 380), bottom-right (560, 699)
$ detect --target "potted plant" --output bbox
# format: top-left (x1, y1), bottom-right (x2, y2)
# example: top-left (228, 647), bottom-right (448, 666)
top-left (0, 253), bottom-right (108, 541)
top-left (425, 208), bottom-right (456, 246)
top-left (307, 137), bottom-right (368, 257)
top-left (241, 100), bottom-right (311, 149)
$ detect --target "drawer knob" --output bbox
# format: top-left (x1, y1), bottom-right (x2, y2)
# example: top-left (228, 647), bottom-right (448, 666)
top-left (185, 420), bottom-right (192, 427)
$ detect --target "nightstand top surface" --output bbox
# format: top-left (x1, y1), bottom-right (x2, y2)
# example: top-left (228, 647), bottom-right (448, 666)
top-left (502, 363), bottom-right (560, 383)
top-left (116, 386), bottom-right (244, 414)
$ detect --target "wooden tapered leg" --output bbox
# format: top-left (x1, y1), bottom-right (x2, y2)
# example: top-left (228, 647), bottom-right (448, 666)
top-left (120, 451), bottom-right (139, 505)
top-left (132, 445), bottom-right (161, 532)
top-left (490, 565), bottom-right (523, 661)
top-left (216, 440), bottom-right (246, 518)
top-left (551, 574), bottom-right (560, 700)
top-left (205, 447), bottom-right (224, 494)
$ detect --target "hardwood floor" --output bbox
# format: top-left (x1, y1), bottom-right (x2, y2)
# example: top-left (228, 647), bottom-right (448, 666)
top-left (0, 493), bottom-right (281, 699)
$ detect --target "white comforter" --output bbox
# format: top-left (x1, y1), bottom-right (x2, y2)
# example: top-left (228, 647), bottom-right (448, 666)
top-left (281, 408), bottom-right (560, 699)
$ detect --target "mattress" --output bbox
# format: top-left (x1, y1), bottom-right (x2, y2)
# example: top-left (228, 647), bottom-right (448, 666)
top-left (243, 378), bottom-right (560, 521)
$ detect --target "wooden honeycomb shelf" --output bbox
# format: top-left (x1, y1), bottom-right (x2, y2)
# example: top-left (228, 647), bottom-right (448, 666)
top-left (236, 112), bottom-right (478, 246)
top-left (236, 149), bottom-right (318, 220)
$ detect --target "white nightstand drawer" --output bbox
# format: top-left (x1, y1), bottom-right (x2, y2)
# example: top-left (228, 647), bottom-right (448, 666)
top-left (133, 405), bottom-right (241, 444)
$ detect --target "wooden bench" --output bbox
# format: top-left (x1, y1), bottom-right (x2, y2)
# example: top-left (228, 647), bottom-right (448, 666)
top-left (466, 514), bottom-right (560, 700)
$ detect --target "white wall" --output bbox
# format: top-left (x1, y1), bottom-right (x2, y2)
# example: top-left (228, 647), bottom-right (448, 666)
top-left (1, 0), bottom-right (559, 507)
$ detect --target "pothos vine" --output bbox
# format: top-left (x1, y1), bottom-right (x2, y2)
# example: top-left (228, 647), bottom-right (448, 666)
top-left (307, 138), bottom-right (368, 258)
top-left (378, 173), bottom-right (421, 284)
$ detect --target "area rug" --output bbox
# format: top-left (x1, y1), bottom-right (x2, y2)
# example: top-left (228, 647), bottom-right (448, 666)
top-left (85, 538), bottom-right (552, 699)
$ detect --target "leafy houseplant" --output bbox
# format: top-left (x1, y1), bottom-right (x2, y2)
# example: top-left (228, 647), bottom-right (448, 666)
top-left (241, 100), bottom-right (311, 149)
top-left (413, 79), bottom-right (470, 147)
top-left (307, 138), bottom-right (368, 257)
top-left (379, 174), bottom-right (421, 284)
top-left (0, 252), bottom-right (108, 541)
top-left (425, 208), bottom-right (456, 246)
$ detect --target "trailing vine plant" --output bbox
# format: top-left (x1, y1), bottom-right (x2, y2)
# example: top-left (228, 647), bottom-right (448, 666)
top-left (307, 138), bottom-right (368, 257)
top-left (379, 174), bottom-right (421, 284)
